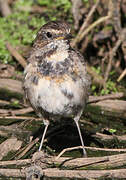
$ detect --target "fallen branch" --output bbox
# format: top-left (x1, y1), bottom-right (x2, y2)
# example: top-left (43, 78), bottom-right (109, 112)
top-left (0, 168), bottom-right (126, 179)
top-left (43, 152), bottom-right (126, 169)
top-left (88, 92), bottom-right (124, 103)
top-left (0, 159), bottom-right (31, 166)
top-left (39, 168), bottom-right (126, 179)
top-left (0, 165), bottom-right (126, 179)
top-left (93, 132), bottom-right (126, 142)
top-left (0, 152), bottom-right (126, 178)
top-left (11, 107), bottom-right (33, 115)
top-left (90, 99), bottom-right (126, 115)
top-left (1, 152), bottom-right (126, 170)
top-left (0, 168), bottom-right (25, 178)
top-left (0, 78), bottom-right (22, 95)
top-left (0, 115), bottom-right (41, 121)
top-left (0, 100), bottom-right (10, 106)
top-left (0, 107), bottom-right (33, 115)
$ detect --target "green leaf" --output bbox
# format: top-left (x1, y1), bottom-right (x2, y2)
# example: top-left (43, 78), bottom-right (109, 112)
top-left (109, 129), bottom-right (117, 134)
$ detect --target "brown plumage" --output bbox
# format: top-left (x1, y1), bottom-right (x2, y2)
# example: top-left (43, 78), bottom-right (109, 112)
top-left (23, 21), bottom-right (90, 156)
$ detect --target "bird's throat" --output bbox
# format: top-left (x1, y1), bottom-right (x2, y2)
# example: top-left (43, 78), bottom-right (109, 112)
top-left (46, 40), bottom-right (69, 62)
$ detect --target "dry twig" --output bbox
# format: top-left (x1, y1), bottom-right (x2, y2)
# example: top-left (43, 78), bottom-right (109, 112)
top-left (6, 42), bottom-right (27, 68)
top-left (117, 68), bottom-right (126, 82)
top-left (56, 146), bottom-right (126, 159)
top-left (72, 10), bottom-right (111, 47)
top-left (0, 137), bottom-right (22, 160)
top-left (104, 30), bottom-right (126, 82)
top-left (72, 0), bottom-right (100, 47)
top-left (15, 138), bottom-right (39, 160)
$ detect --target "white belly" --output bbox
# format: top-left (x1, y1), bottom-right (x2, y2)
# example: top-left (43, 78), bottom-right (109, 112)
top-left (29, 76), bottom-right (85, 117)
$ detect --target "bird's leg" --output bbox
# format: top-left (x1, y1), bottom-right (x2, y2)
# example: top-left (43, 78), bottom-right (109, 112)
top-left (39, 119), bottom-right (49, 152)
top-left (74, 116), bottom-right (87, 157)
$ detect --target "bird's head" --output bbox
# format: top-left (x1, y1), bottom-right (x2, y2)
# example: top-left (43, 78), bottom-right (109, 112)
top-left (33, 21), bottom-right (72, 49)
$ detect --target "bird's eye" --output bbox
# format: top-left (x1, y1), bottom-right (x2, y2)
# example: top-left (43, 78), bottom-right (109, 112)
top-left (46, 32), bottom-right (52, 38)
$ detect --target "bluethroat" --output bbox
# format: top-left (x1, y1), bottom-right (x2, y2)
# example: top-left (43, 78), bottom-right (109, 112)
top-left (23, 21), bottom-right (90, 156)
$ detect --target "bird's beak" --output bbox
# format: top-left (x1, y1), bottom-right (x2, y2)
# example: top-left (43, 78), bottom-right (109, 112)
top-left (55, 36), bottom-right (64, 40)
top-left (55, 34), bottom-right (73, 40)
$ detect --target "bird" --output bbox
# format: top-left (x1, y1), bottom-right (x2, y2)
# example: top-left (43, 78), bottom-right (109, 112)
top-left (23, 21), bottom-right (90, 156)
